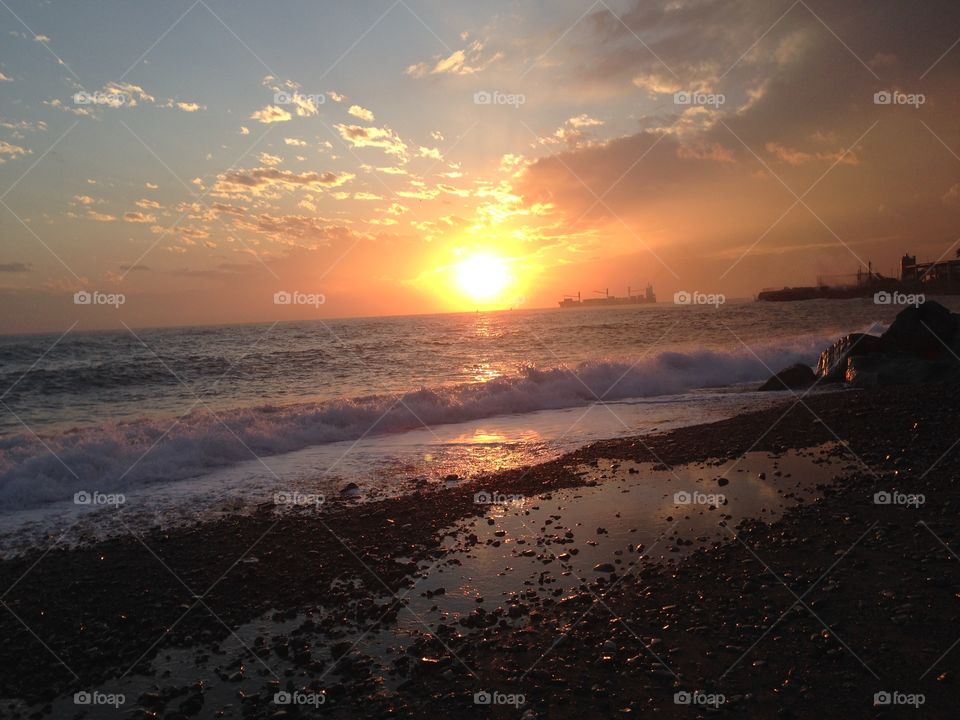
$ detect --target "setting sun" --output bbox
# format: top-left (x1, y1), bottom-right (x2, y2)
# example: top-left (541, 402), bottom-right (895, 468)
top-left (454, 253), bottom-right (510, 303)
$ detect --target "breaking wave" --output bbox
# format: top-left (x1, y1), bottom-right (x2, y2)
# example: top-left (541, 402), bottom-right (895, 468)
top-left (0, 333), bottom-right (832, 509)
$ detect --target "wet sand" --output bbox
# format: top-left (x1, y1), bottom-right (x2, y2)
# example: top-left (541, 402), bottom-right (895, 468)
top-left (2, 382), bottom-right (959, 718)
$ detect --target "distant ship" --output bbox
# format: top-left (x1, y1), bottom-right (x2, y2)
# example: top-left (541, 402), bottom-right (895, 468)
top-left (559, 285), bottom-right (656, 307)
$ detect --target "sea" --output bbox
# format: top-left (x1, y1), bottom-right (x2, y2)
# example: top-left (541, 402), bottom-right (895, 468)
top-left (1, 297), bottom-right (953, 554)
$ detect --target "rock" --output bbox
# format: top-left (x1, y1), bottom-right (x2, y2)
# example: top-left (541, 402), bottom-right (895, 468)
top-left (880, 300), bottom-right (958, 360)
top-left (816, 333), bottom-right (883, 381)
top-left (813, 302), bottom-right (960, 387)
top-left (844, 354), bottom-right (958, 388)
top-left (340, 483), bottom-right (361, 498)
top-left (758, 363), bottom-right (816, 391)
top-left (593, 563), bottom-right (616, 573)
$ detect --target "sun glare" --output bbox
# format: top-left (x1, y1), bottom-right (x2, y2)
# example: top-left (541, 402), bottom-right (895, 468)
top-left (454, 253), bottom-right (510, 303)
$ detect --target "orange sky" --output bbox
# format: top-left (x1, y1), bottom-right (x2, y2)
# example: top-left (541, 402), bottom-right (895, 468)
top-left (1, 0), bottom-right (960, 332)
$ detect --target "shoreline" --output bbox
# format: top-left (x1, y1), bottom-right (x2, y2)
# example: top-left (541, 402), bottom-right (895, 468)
top-left (2, 381), bottom-right (958, 717)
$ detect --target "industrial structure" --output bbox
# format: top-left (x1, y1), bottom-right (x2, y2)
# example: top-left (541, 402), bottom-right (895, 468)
top-left (757, 249), bottom-right (960, 301)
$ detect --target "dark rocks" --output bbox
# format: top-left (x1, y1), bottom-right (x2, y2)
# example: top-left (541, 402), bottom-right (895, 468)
top-left (844, 354), bottom-right (958, 388)
top-left (340, 482), bottom-right (361, 498)
top-left (815, 333), bottom-right (883, 382)
top-left (880, 299), bottom-right (958, 359)
top-left (758, 363), bottom-right (816, 391)
top-left (814, 301), bottom-right (960, 386)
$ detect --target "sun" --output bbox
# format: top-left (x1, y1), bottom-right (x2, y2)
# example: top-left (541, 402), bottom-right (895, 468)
top-left (454, 253), bottom-right (510, 303)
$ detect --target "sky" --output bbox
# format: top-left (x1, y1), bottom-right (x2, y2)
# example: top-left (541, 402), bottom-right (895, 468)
top-left (1, 0), bottom-right (960, 332)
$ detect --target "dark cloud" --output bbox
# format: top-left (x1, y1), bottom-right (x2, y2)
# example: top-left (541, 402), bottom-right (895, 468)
top-left (0, 262), bottom-right (31, 273)
top-left (517, 0), bottom-right (960, 277)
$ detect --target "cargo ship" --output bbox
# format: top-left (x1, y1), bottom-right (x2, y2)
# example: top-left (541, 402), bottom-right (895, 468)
top-left (559, 285), bottom-right (656, 307)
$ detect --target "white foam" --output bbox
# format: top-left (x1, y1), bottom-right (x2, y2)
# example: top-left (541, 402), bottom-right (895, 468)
top-left (0, 332), bottom-right (831, 510)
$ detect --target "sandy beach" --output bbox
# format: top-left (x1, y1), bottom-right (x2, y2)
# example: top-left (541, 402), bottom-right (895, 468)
top-left (2, 380), bottom-right (957, 718)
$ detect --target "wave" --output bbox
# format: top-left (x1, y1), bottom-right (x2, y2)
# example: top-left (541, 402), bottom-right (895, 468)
top-left (0, 332), bottom-right (833, 510)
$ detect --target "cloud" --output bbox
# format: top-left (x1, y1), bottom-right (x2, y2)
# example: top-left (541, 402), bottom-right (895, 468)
top-left (33, 34), bottom-right (51, 43)
top-left (348, 105), bottom-right (375, 122)
top-left (284, 137), bottom-right (307, 146)
top-left (103, 82), bottom-right (155, 107)
top-left (0, 262), bottom-right (31, 272)
top-left (258, 152), bottom-right (283, 166)
top-left (119, 263), bottom-right (150, 272)
top-left (173, 101), bottom-right (202, 112)
top-left (211, 202), bottom-right (246, 216)
top-left (0, 117), bottom-right (45, 133)
top-left (406, 40), bottom-right (502, 77)
top-left (327, 91), bottom-right (346, 103)
top-left (0, 72), bottom-right (11, 82)
top-left (124, 211), bottom-right (156, 223)
top-left (237, 212), bottom-right (365, 248)
top-left (259, 76), bottom-right (324, 118)
top-left (0, 140), bottom-right (30, 163)
top-left (539, 117), bottom-right (605, 149)
top-left (86, 210), bottom-right (117, 222)
top-left (136, 198), bottom-right (161, 209)
top-left (334, 124), bottom-right (407, 158)
top-left (765, 142), bottom-right (859, 167)
top-left (213, 167), bottom-right (354, 197)
top-left (676, 141), bottom-right (734, 163)
top-left (239, 126), bottom-right (250, 135)
top-left (45, 98), bottom-right (93, 117)
top-left (250, 105), bottom-right (292, 123)
top-left (568, 115), bottom-right (603, 128)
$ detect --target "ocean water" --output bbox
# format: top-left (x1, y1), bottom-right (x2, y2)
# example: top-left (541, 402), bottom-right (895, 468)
top-left (0, 298), bottom-right (954, 551)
